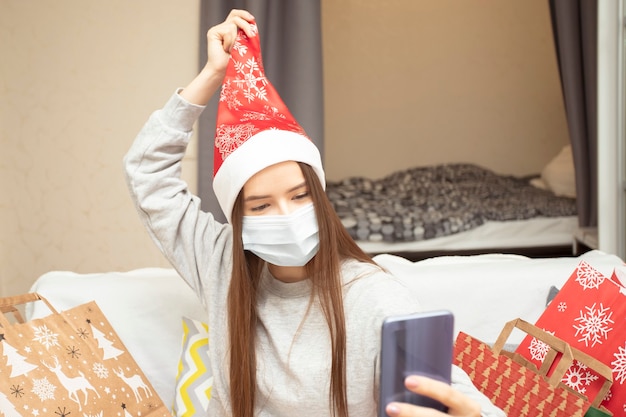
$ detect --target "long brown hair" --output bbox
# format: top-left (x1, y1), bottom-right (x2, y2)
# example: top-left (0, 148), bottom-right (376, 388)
top-left (228, 162), bottom-right (375, 417)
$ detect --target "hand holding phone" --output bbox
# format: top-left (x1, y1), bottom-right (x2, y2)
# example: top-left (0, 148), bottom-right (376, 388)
top-left (379, 310), bottom-right (454, 416)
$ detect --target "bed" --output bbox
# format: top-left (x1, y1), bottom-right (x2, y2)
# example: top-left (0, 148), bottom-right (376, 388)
top-left (326, 147), bottom-right (579, 261)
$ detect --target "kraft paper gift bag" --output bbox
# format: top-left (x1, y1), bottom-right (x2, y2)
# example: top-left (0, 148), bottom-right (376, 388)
top-left (0, 293), bottom-right (171, 416)
top-left (454, 318), bottom-right (613, 417)
top-left (516, 260), bottom-right (626, 416)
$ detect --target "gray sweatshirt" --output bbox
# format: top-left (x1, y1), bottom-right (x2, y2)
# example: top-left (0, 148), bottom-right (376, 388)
top-left (124, 91), bottom-right (505, 417)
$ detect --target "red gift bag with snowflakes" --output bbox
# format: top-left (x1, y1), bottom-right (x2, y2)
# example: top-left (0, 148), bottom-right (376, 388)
top-left (515, 260), bottom-right (626, 416)
top-left (0, 293), bottom-right (171, 417)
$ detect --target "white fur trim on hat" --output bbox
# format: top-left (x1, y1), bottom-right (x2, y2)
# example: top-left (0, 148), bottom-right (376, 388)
top-left (213, 129), bottom-right (325, 223)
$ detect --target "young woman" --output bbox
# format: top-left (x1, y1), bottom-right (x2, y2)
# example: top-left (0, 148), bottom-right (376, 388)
top-left (124, 9), bottom-right (504, 417)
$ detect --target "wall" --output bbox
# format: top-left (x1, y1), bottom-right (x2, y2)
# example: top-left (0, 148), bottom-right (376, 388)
top-left (322, 0), bottom-right (569, 180)
top-left (597, 0), bottom-right (626, 259)
top-left (1, 1), bottom-right (570, 297)
top-left (0, 1), bottom-right (200, 296)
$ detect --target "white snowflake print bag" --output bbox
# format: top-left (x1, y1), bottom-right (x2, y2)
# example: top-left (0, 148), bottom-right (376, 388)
top-left (516, 260), bottom-right (626, 416)
top-left (0, 293), bottom-right (171, 417)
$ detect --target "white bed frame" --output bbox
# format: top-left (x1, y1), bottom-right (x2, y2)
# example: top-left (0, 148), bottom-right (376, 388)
top-left (357, 216), bottom-right (577, 261)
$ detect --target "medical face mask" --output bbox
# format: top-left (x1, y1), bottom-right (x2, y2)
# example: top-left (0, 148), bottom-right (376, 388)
top-left (242, 203), bottom-right (320, 267)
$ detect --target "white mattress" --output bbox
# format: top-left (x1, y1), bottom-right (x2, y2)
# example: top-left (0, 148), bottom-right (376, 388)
top-left (357, 216), bottom-right (578, 254)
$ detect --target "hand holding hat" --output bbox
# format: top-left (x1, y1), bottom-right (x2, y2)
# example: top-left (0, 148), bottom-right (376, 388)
top-left (180, 9), bottom-right (256, 106)
top-left (211, 16), bottom-right (325, 223)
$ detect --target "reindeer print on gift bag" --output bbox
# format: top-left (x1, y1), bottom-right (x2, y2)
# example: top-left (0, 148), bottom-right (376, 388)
top-left (113, 367), bottom-right (153, 402)
top-left (0, 296), bottom-right (170, 416)
top-left (41, 355), bottom-right (101, 410)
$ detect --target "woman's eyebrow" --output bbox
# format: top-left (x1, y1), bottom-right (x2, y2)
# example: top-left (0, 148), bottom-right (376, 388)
top-left (244, 193), bottom-right (269, 202)
top-left (244, 182), bottom-right (307, 202)
top-left (288, 182), bottom-right (307, 192)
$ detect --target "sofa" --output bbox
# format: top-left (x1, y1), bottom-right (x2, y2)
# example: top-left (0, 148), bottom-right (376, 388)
top-left (25, 249), bottom-right (626, 409)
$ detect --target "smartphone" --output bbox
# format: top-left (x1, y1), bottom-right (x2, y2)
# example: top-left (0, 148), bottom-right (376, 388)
top-left (379, 310), bottom-right (454, 416)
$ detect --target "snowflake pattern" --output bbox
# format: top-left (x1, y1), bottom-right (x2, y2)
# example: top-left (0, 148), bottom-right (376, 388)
top-left (573, 303), bottom-right (614, 347)
top-left (76, 327), bottom-right (89, 339)
top-left (232, 40), bottom-right (248, 57)
top-left (240, 107), bottom-right (286, 123)
top-left (231, 23), bottom-right (257, 54)
top-left (66, 345), bottom-right (81, 359)
top-left (10, 384), bottom-right (24, 398)
top-left (234, 57), bottom-right (268, 103)
top-left (93, 362), bottom-right (109, 379)
top-left (561, 360), bottom-right (599, 394)
top-left (612, 343), bottom-right (626, 384)
top-left (527, 330), bottom-right (554, 361)
top-left (33, 325), bottom-right (59, 349)
top-left (55, 406), bottom-right (71, 417)
top-left (557, 301), bottom-right (567, 312)
top-left (31, 377), bottom-right (56, 401)
top-left (575, 261), bottom-right (606, 289)
top-left (227, 27), bottom-right (268, 107)
top-left (220, 80), bottom-right (243, 110)
top-left (215, 123), bottom-right (259, 159)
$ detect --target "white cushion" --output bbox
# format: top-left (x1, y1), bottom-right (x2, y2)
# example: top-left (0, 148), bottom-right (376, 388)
top-left (540, 145), bottom-right (577, 198)
top-left (373, 250), bottom-right (624, 346)
top-left (26, 268), bottom-right (207, 408)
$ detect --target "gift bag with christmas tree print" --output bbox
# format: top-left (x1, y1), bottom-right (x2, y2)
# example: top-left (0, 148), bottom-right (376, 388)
top-left (0, 293), bottom-right (172, 417)
top-left (515, 260), bottom-right (626, 416)
top-left (454, 318), bottom-right (614, 416)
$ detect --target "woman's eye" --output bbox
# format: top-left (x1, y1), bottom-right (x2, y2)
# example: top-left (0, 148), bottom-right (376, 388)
top-left (250, 203), bottom-right (269, 212)
top-left (293, 192), bottom-right (309, 200)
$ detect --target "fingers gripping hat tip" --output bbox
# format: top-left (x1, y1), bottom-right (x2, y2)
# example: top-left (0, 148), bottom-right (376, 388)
top-left (212, 20), bottom-right (325, 223)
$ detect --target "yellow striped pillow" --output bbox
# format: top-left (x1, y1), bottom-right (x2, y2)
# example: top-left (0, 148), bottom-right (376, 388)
top-left (172, 317), bottom-right (212, 417)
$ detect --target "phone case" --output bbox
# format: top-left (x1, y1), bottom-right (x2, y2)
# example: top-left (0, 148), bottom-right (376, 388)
top-left (379, 310), bottom-right (454, 416)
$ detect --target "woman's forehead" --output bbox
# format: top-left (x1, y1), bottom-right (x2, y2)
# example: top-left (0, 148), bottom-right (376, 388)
top-left (242, 161), bottom-right (305, 197)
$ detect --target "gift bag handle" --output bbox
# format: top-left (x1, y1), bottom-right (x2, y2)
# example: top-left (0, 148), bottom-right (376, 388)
top-left (0, 293), bottom-right (58, 328)
top-left (0, 305), bottom-right (25, 324)
top-left (493, 318), bottom-right (574, 387)
top-left (494, 318), bottom-right (613, 409)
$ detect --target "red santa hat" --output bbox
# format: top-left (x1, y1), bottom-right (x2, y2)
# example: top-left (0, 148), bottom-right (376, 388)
top-left (213, 21), bottom-right (325, 223)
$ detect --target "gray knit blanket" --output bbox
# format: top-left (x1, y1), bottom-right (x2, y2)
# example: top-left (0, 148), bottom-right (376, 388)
top-left (326, 163), bottom-right (577, 242)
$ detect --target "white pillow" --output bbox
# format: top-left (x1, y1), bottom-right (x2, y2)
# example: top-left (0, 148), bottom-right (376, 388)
top-left (26, 268), bottom-right (207, 407)
top-left (373, 250), bottom-right (624, 346)
top-left (540, 145), bottom-right (576, 198)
